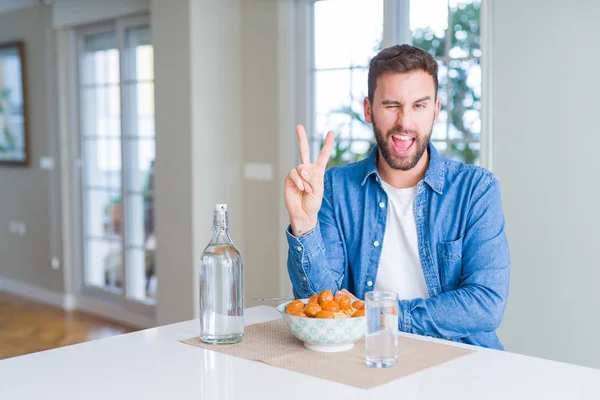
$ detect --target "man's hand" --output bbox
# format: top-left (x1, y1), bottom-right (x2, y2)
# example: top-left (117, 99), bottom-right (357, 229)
top-left (284, 125), bottom-right (335, 237)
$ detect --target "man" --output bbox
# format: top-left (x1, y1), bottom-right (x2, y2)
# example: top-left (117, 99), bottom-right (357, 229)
top-left (284, 44), bottom-right (510, 350)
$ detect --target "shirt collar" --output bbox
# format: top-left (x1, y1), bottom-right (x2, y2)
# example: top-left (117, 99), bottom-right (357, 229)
top-left (361, 142), bottom-right (445, 195)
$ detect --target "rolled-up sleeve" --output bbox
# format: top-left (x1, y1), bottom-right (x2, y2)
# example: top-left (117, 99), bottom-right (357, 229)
top-left (286, 171), bottom-right (347, 298)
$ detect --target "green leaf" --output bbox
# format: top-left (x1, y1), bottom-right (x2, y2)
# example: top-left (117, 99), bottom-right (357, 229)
top-left (4, 128), bottom-right (16, 148)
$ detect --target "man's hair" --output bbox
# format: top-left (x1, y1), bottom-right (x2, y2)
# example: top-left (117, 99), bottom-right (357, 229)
top-left (367, 44), bottom-right (439, 104)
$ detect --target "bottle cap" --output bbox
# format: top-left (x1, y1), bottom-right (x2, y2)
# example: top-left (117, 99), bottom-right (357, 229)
top-left (215, 204), bottom-right (227, 211)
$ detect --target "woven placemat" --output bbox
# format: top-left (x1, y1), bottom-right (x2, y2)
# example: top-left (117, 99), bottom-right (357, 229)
top-left (181, 319), bottom-right (474, 389)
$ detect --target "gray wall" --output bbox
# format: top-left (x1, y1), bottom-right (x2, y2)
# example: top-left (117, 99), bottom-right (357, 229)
top-left (151, 0), bottom-right (195, 325)
top-left (51, 0), bottom-right (149, 29)
top-left (152, 0), bottom-right (245, 325)
top-left (188, 0), bottom-right (244, 318)
top-left (0, 5), bottom-right (62, 292)
top-left (152, 0), bottom-right (283, 324)
top-left (240, 0), bottom-right (284, 306)
top-left (493, 0), bottom-right (600, 369)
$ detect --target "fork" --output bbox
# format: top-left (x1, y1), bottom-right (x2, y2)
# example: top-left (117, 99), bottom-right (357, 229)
top-left (251, 296), bottom-right (294, 302)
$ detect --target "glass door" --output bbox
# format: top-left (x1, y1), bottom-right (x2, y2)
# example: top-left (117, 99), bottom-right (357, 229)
top-left (75, 15), bottom-right (156, 315)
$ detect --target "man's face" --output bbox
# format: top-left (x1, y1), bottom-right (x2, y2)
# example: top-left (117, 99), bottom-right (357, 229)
top-left (364, 70), bottom-right (440, 171)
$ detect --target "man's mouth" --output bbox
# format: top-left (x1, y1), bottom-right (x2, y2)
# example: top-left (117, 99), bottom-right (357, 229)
top-left (391, 134), bottom-right (415, 154)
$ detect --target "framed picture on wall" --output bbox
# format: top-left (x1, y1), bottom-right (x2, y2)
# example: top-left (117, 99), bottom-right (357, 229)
top-left (0, 41), bottom-right (29, 166)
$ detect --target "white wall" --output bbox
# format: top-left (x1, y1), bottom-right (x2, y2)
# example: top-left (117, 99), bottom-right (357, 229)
top-left (240, 0), bottom-right (287, 306)
top-left (153, 0), bottom-right (284, 324)
top-left (493, 0), bottom-right (600, 369)
top-left (151, 0), bottom-right (244, 326)
top-left (189, 0), bottom-right (244, 317)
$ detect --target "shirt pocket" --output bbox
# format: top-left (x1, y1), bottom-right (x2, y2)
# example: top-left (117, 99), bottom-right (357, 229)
top-left (436, 236), bottom-right (464, 292)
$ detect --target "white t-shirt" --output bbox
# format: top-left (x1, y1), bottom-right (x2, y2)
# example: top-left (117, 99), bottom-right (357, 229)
top-left (374, 181), bottom-right (430, 300)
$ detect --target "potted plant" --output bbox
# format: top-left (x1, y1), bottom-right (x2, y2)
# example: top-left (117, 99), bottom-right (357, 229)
top-left (104, 195), bottom-right (122, 234)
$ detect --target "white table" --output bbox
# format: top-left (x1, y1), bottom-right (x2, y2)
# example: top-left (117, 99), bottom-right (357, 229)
top-left (1, 306), bottom-right (599, 399)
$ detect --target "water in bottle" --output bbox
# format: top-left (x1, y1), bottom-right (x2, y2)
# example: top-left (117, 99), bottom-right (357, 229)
top-left (198, 204), bottom-right (244, 344)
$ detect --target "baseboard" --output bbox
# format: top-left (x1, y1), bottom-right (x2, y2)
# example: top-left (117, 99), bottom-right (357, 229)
top-left (0, 276), bottom-right (155, 329)
top-left (0, 275), bottom-right (70, 310)
top-left (75, 296), bottom-right (155, 329)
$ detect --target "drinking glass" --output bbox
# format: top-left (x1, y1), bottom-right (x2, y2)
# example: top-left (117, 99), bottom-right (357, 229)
top-left (365, 291), bottom-right (399, 368)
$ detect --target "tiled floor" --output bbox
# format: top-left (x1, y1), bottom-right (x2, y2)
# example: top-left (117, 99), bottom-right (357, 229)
top-left (0, 291), bottom-right (137, 360)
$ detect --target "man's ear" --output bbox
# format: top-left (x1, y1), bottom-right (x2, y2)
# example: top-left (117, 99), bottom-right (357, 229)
top-left (364, 97), bottom-right (373, 124)
top-left (433, 97), bottom-right (441, 123)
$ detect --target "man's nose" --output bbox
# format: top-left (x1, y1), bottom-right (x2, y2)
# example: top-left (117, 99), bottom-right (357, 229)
top-left (395, 107), bottom-right (414, 129)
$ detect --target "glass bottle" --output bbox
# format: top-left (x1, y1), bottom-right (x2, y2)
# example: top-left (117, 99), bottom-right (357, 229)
top-left (198, 204), bottom-right (244, 344)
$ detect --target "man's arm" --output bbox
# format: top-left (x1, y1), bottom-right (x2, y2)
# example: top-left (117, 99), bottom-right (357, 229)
top-left (287, 171), bottom-right (347, 298)
top-left (398, 177), bottom-right (510, 339)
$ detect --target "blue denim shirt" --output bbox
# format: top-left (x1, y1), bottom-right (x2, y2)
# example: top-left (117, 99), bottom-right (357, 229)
top-left (286, 143), bottom-right (510, 350)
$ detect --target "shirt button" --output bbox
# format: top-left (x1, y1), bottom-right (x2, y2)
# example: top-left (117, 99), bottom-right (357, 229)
top-left (296, 246), bottom-right (302, 251)
top-left (302, 277), bottom-right (307, 282)
top-left (373, 241), bottom-right (380, 247)
top-left (367, 281), bottom-right (373, 287)
top-left (379, 202), bottom-right (385, 208)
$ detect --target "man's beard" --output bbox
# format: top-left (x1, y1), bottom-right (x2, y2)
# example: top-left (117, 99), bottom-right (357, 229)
top-left (373, 119), bottom-right (433, 171)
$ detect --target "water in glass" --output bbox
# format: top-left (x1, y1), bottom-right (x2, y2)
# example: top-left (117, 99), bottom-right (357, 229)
top-left (365, 291), bottom-right (399, 368)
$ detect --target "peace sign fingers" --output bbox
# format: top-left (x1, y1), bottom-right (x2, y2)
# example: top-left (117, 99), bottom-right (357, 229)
top-left (316, 130), bottom-right (335, 169)
top-left (296, 125), bottom-right (311, 165)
